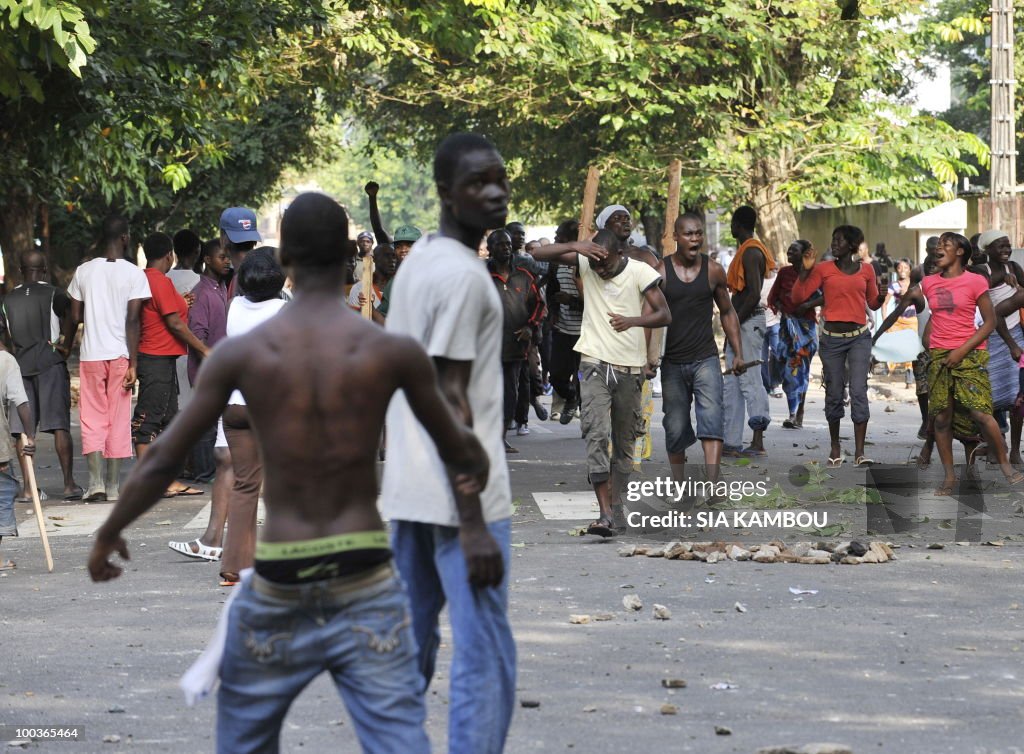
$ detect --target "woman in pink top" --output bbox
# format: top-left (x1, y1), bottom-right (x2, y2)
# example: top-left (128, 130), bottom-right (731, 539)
top-left (885, 232), bottom-right (1023, 495)
top-left (791, 225), bottom-right (884, 468)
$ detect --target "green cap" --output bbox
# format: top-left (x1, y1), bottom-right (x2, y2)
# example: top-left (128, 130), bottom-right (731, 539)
top-left (393, 225), bottom-right (422, 243)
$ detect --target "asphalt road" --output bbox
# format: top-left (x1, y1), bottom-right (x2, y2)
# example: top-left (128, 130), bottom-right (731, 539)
top-left (2, 376), bottom-right (1023, 753)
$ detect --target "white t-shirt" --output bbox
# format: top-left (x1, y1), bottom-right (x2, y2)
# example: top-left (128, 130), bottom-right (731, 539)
top-left (0, 351), bottom-right (29, 464)
top-left (573, 255), bottom-right (662, 367)
top-left (67, 258), bottom-right (151, 362)
top-left (381, 234), bottom-right (511, 526)
top-left (224, 297), bottom-right (287, 405)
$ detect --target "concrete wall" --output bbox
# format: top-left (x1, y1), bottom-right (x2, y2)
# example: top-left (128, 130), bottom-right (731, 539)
top-left (796, 202), bottom-right (918, 262)
top-left (796, 196), bottom-right (983, 265)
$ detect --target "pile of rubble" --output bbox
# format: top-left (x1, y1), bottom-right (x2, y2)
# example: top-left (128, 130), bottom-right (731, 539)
top-left (617, 539), bottom-right (896, 565)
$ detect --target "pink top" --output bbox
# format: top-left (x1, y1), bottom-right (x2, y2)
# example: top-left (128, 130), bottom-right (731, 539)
top-left (920, 271), bottom-right (990, 351)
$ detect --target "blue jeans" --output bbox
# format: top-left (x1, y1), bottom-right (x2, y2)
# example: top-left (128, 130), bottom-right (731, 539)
top-left (392, 518), bottom-right (516, 754)
top-left (217, 567), bottom-right (429, 754)
top-left (0, 469), bottom-right (17, 537)
top-left (723, 312), bottom-right (772, 449)
top-left (661, 355), bottom-right (724, 454)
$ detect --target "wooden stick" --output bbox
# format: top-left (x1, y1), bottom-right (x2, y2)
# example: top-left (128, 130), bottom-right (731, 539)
top-left (360, 254), bottom-right (374, 319)
top-left (578, 166), bottom-right (601, 241)
top-left (21, 435), bottom-right (53, 573)
top-left (661, 159), bottom-right (682, 255)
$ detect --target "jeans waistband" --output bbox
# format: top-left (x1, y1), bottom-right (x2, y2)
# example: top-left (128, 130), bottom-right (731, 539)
top-left (580, 357), bottom-right (645, 375)
top-left (251, 562), bottom-right (395, 602)
top-left (822, 324), bottom-right (868, 339)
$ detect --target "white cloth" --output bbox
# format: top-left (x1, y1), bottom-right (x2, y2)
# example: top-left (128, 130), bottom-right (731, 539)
top-left (346, 280), bottom-right (382, 310)
top-left (180, 568), bottom-right (251, 706)
top-left (761, 274), bottom-right (780, 328)
top-left (67, 258), bottom-right (151, 361)
top-left (595, 204), bottom-right (630, 230)
top-left (224, 297), bottom-right (287, 405)
top-left (573, 255), bottom-right (662, 367)
top-left (381, 234), bottom-right (511, 526)
top-left (978, 229), bottom-right (1010, 252)
top-left (166, 269), bottom-right (201, 295)
top-left (0, 352), bottom-right (29, 464)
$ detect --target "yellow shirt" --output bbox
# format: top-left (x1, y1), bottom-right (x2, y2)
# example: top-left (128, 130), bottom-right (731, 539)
top-left (573, 255), bottom-right (662, 367)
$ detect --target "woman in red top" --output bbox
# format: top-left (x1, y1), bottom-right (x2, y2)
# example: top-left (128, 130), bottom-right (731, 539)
top-left (878, 233), bottom-right (1023, 494)
top-left (792, 225), bottom-right (884, 467)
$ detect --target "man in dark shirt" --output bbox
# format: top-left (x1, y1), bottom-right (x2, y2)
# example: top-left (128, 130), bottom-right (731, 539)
top-left (488, 230), bottom-right (543, 453)
top-left (1, 250), bottom-right (81, 500)
top-left (659, 214), bottom-right (745, 493)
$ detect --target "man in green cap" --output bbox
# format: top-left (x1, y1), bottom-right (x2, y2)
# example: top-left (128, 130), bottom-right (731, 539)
top-left (362, 182), bottom-right (423, 322)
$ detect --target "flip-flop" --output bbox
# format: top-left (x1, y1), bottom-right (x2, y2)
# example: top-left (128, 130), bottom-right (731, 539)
top-left (0, 560), bottom-right (15, 571)
top-left (586, 517), bottom-right (615, 538)
top-left (827, 457), bottom-right (844, 468)
top-left (1006, 472), bottom-right (1024, 487)
top-left (169, 539), bottom-right (222, 562)
top-left (63, 485), bottom-right (85, 501)
top-left (173, 487), bottom-right (204, 496)
top-left (741, 447), bottom-right (767, 457)
top-left (855, 456), bottom-right (875, 467)
top-left (219, 573), bottom-right (240, 587)
top-left (934, 483), bottom-right (956, 497)
top-left (83, 490), bottom-right (107, 502)
top-left (162, 490), bottom-right (179, 499)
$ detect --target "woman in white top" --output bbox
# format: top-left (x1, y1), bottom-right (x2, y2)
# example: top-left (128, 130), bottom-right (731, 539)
top-left (219, 250), bottom-right (287, 586)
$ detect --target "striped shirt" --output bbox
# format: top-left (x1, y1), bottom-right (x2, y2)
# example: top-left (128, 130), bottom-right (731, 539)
top-left (555, 263), bottom-right (583, 336)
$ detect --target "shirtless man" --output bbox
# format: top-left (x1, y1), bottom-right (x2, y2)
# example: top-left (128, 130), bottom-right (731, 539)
top-left (88, 192), bottom-right (500, 754)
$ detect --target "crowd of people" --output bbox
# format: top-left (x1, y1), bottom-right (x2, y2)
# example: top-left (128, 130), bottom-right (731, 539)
top-left (0, 128), bottom-right (1016, 752)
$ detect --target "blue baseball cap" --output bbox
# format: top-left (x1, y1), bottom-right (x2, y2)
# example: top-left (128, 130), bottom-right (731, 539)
top-left (219, 207), bottom-right (262, 244)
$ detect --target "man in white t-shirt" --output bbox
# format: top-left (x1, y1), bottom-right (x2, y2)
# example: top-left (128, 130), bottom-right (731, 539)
top-left (68, 215), bottom-right (151, 501)
top-left (382, 133), bottom-right (603, 753)
top-left (532, 228), bottom-right (671, 537)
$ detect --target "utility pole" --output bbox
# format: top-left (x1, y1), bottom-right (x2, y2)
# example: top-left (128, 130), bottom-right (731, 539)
top-left (989, 0), bottom-right (1019, 243)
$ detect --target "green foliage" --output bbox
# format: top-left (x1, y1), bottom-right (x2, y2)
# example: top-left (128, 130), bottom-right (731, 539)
top-left (353, 0), bottom-right (988, 240)
top-left (0, 0), bottom-right (369, 279)
top-left (296, 123), bottom-right (440, 235)
top-left (0, 0), bottom-right (97, 99)
top-left (921, 0), bottom-right (1024, 182)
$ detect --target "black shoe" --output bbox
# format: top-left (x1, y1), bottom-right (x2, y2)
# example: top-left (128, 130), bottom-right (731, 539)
top-left (533, 399), bottom-right (548, 421)
top-left (559, 409), bottom-right (575, 425)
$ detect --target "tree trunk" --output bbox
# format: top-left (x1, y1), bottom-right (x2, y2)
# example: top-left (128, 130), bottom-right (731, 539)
top-left (0, 190), bottom-right (38, 291)
top-left (749, 156), bottom-right (798, 266)
top-left (639, 203), bottom-right (663, 255)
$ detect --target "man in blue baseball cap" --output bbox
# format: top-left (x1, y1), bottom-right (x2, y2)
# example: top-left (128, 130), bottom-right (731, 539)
top-left (219, 208), bottom-right (261, 298)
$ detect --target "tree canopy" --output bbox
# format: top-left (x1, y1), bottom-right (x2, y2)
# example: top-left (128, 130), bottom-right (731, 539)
top-left (1, 0), bottom-right (998, 276)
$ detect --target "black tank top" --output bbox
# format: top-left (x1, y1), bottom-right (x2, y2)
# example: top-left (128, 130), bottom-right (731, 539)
top-left (664, 254), bottom-right (718, 364)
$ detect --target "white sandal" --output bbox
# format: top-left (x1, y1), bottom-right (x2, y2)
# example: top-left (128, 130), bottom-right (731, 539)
top-left (169, 539), bottom-right (222, 562)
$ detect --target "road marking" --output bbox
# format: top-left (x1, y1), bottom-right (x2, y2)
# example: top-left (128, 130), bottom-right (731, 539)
top-left (184, 500), bottom-right (266, 530)
top-left (531, 491), bottom-right (598, 520)
top-left (18, 503), bottom-right (114, 538)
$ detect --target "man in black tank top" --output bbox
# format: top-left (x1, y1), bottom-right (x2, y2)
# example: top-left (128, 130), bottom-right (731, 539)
top-left (658, 214), bottom-right (746, 494)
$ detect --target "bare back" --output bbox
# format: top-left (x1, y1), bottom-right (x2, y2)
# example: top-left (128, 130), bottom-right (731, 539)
top-left (210, 298), bottom-right (432, 542)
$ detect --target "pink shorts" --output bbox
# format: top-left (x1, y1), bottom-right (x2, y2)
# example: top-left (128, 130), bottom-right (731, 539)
top-left (79, 358), bottom-right (133, 458)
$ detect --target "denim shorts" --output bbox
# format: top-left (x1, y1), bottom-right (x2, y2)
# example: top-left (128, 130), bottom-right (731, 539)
top-left (661, 355), bottom-right (725, 453)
